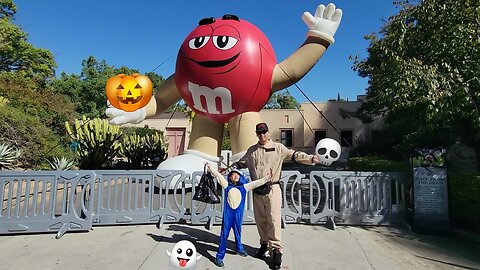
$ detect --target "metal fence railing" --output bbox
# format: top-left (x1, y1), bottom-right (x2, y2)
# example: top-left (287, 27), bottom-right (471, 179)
top-left (0, 171), bottom-right (95, 239)
top-left (0, 170), bottom-right (408, 238)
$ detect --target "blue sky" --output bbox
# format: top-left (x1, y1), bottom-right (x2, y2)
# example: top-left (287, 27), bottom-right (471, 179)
top-left (13, 1), bottom-right (399, 103)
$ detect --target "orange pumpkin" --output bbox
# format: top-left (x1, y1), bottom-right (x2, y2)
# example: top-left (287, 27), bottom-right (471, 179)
top-left (106, 73), bottom-right (153, 112)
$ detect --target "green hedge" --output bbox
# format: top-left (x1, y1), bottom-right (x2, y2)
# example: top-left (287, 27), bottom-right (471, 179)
top-left (0, 105), bottom-right (74, 169)
top-left (348, 156), bottom-right (480, 232)
top-left (347, 156), bottom-right (409, 172)
top-left (448, 172), bottom-right (480, 232)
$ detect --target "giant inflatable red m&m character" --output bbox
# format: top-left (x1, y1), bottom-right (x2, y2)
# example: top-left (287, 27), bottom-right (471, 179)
top-left (175, 15), bottom-right (277, 123)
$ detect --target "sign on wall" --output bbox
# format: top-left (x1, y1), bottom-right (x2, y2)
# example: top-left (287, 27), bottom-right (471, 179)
top-left (412, 148), bottom-right (450, 233)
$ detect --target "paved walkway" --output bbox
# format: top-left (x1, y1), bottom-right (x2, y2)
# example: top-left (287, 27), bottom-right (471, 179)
top-left (0, 223), bottom-right (479, 270)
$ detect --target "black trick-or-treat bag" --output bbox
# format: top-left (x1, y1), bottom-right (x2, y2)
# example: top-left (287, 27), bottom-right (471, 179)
top-left (193, 165), bottom-right (221, 204)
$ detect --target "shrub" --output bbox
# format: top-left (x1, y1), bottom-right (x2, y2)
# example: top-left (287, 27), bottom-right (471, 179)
top-left (119, 128), bottom-right (168, 169)
top-left (47, 156), bottom-right (76, 171)
top-left (0, 142), bottom-right (21, 170)
top-left (448, 172), bottom-right (480, 233)
top-left (348, 156), bottom-right (409, 172)
top-left (65, 117), bottom-right (121, 169)
top-left (0, 73), bottom-right (76, 136)
top-left (0, 105), bottom-right (74, 169)
top-left (0, 73), bottom-right (76, 169)
top-left (142, 132), bottom-right (168, 168)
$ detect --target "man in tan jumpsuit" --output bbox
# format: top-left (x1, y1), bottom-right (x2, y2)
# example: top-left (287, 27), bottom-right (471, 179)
top-left (234, 123), bottom-right (319, 269)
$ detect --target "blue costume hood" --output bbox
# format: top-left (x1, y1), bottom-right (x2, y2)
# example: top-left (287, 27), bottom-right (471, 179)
top-left (228, 169), bottom-right (248, 186)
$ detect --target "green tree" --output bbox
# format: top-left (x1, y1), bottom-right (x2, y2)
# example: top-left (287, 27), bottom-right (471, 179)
top-left (0, 73), bottom-right (76, 168)
top-left (165, 101), bottom-right (188, 113)
top-left (0, 0), bottom-right (16, 20)
top-left (263, 91), bottom-right (300, 109)
top-left (0, 104), bottom-right (74, 169)
top-left (145, 71), bottom-right (165, 92)
top-left (51, 56), bottom-right (165, 118)
top-left (336, 93), bottom-right (347, 102)
top-left (0, 72), bottom-right (76, 135)
top-left (52, 56), bottom-right (121, 117)
top-left (0, 1), bottom-right (56, 79)
top-left (79, 56), bottom-right (118, 117)
top-left (351, 0), bottom-right (480, 148)
top-left (0, 1), bottom-right (78, 169)
top-left (222, 132), bottom-right (231, 150)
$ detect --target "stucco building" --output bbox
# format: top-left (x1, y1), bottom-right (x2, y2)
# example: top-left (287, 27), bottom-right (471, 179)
top-left (131, 95), bottom-right (385, 161)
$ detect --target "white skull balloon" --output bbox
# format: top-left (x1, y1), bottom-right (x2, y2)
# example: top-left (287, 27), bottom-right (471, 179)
top-left (315, 138), bottom-right (341, 166)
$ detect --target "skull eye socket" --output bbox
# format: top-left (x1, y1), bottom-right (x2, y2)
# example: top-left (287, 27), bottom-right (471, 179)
top-left (186, 248), bottom-right (193, 257)
top-left (317, 148), bottom-right (327, 155)
top-left (330, 150), bottom-right (338, 159)
top-left (177, 248), bottom-right (182, 254)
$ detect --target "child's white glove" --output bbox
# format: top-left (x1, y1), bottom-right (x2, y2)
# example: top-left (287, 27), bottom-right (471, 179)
top-left (302, 3), bottom-right (343, 44)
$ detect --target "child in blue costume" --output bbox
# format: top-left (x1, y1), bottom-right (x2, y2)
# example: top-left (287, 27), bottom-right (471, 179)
top-left (206, 164), bottom-right (272, 267)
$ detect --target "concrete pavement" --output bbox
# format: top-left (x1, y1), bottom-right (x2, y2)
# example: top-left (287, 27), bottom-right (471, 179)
top-left (0, 223), bottom-right (479, 270)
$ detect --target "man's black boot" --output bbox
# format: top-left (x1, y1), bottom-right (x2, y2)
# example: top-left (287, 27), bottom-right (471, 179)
top-left (255, 244), bottom-right (268, 259)
top-left (271, 249), bottom-right (282, 269)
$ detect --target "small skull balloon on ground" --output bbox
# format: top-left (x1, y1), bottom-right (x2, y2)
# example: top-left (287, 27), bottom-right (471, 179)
top-left (315, 138), bottom-right (341, 166)
top-left (167, 240), bottom-right (202, 269)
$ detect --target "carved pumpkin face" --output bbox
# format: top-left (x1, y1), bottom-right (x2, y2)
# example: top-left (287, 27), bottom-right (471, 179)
top-left (106, 73), bottom-right (153, 112)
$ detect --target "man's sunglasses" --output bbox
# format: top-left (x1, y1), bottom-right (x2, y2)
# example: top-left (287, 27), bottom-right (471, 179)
top-left (256, 130), bottom-right (268, 135)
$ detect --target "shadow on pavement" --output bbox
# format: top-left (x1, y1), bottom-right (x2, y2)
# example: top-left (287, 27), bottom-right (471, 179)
top-left (362, 226), bottom-right (480, 270)
top-left (147, 224), bottom-right (261, 265)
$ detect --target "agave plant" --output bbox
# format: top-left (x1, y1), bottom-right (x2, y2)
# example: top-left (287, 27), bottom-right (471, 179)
top-left (47, 156), bottom-right (76, 171)
top-left (120, 130), bottom-right (168, 168)
top-left (0, 143), bottom-right (21, 170)
top-left (144, 132), bottom-right (168, 167)
top-left (65, 116), bottom-right (121, 169)
top-left (120, 133), bottom-right (145, 168)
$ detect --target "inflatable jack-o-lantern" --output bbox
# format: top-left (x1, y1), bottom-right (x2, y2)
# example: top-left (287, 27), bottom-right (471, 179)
top-left (106, 73), bottom-right (153, 112)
